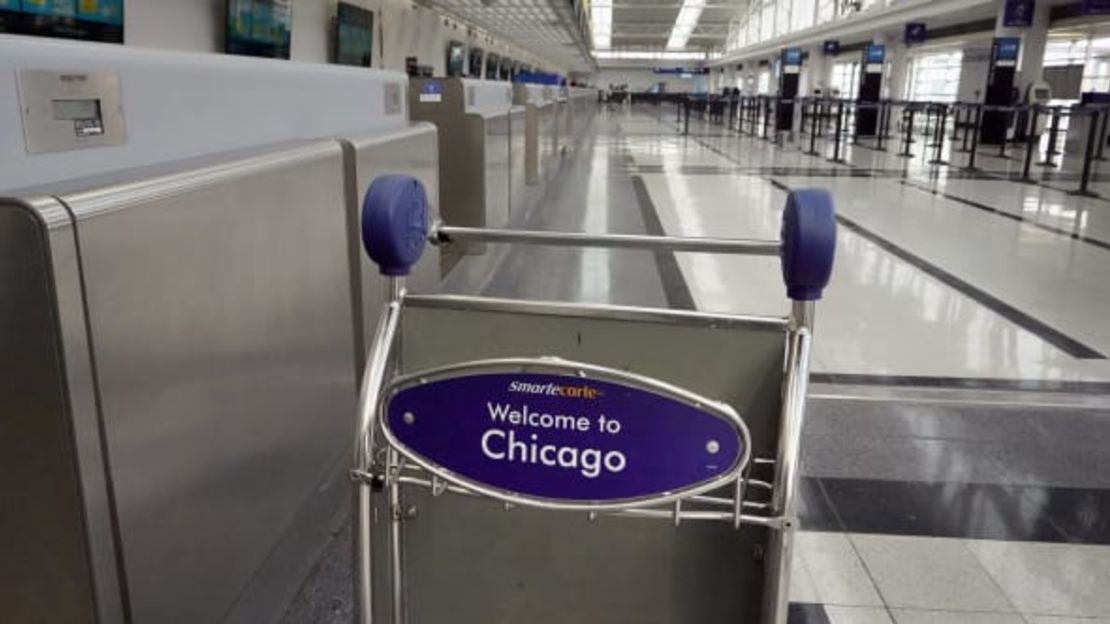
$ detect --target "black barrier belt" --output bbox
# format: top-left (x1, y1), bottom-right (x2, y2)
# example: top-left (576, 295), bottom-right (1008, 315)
top-left (811, 372), bottom-right (1110, 393)
top-left (768, 178), bottom-right (1104, 360)
top-left (899, 179), bottom-right (1110, 252)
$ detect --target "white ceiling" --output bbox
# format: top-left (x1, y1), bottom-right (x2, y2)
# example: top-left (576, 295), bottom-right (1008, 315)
top-left (609, 0), bottom-right (737, 50)
top-left (423, 0), bottom-right (596, 72)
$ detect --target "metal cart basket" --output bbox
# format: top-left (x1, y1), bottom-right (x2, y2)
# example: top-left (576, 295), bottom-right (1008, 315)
top-left (351, 175), bottom-right (837, 624)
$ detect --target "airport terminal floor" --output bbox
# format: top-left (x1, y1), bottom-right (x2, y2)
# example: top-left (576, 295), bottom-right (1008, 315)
top-left (284, 105), bottom-right (1110, 624)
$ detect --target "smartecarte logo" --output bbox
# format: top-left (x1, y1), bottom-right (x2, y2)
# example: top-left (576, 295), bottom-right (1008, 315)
top-left (508, 380), bottom-right (603, 400)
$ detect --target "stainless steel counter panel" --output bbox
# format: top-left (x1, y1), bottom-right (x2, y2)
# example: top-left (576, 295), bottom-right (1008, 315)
top-left (508, 106), bottom-right (527, 220)
top-left (57, 141), bottom-right (358, 624)
top-left (488, 110), bottom-right (513, 230)
top-left (340, 123), bottom-right (442, 368)
top-left (409, 79), bottom-right (512, 270)
top-left (0, 197), bottom-right (103, 624)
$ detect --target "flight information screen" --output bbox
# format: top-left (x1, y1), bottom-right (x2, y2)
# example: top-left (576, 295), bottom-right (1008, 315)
top-left (1, 0), bottom-right (124, 42)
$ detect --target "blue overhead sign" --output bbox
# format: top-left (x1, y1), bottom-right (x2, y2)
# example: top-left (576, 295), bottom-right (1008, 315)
top-left (904, 22), bottom-right (927, 44)
top-left (653, 67), bottom-right (708, 75)
top-left (865, 44), bottom-right (885, 64)
top-left (823, 40), bottom-right (840, 56)
top-left (1003, 0), bottom-right (1035, 27)
top-left (1082, 0), bottom-right (1110, 15)
top-left (782, 47), bottom-right (802, 66)
top-left (994, 37), bottom-right (1021, 62)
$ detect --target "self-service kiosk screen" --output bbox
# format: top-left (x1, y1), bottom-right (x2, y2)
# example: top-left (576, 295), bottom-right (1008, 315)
top-left (226, 0), bottom-right (293, 60)
top-left (447, 41), bottom-right (466, 77)
top-left (2, 0), bottom-right (123, 42)
top-left (334, 2), bottom-right (373, 67)
top-left (469, 47), bottom-right (484, 77)
top-left (486, 53), bottom-right (501, 80)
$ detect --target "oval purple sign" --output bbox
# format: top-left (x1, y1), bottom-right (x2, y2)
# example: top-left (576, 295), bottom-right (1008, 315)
top-left (382, 360), bottom-right (748, 509)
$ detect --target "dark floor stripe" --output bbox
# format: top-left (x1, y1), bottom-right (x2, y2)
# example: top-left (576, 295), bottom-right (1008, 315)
top-left (803, 476), bottom-right (1110, 545)
top-left (768, 177), bottom-right (1104, 360)
top-left (631, 175), bottom-right (697, 310)
top-left (788, 603), bottom-right (832, 624)
top-left (900, 179), bottom-right (1110, 252)
top-left (811, 372), bottom-right (1110, 394)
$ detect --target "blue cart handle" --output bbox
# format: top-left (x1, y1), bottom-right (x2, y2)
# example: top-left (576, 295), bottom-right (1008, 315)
top-left (361, 174), bottom-right (430, 277)
top-left (780, 188), bottom-right (837, 302)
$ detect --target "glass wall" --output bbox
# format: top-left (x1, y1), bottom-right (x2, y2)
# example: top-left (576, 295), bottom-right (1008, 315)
top-left (725, 0), bottom-right (897, 54)
top-left (830, 60), bottom-right (859, 99)
top-left (905, 50), bottom-right (963, 102)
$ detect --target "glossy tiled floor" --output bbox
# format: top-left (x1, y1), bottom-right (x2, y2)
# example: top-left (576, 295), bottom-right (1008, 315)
top-left (283, 105), bottom-right (1110, 624)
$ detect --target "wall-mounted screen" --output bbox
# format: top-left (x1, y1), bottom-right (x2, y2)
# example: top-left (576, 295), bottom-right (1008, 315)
top-left (334, 2), bottom-right (372, 67)
top-left (486, 53), bottom-right (500, 80)
top-left (226, 0), bottom-right (293, 60)
top-left (0, 0), bottom-right (123, 42)
top-left (446, 40), bottom-right (465, 77)
top-left (469, 47), bottom-right (484, 77)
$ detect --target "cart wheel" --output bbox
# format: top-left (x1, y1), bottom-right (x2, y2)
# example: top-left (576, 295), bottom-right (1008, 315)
top-left (781, 188), bottom-right (837, 301)
top-left (361, 174), bottom-right (429, 277)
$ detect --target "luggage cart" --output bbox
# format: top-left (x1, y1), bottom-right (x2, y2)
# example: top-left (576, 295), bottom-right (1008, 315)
top-left (352, 175), bottom-right (837, 624)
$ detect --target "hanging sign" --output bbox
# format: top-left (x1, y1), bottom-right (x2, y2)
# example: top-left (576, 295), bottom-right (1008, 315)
top-left (1003, 0), bottom-right (1035, 27)
top-left (381, 360), bottom-right (750, 509)
top-left (1082, 0), bottom-right (1110, 15)
top-left (904, 22), bottom-right (927, 44)
top-left (864, 44), bottom-right (885, 73)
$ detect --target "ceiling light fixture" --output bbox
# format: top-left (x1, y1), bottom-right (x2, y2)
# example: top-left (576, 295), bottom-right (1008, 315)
top-left (594, 50), bottom-right (708, 61)
top-left (666, 0), bottom-right (706, 50)
top-left (591, 0), bottom-right (613, 50)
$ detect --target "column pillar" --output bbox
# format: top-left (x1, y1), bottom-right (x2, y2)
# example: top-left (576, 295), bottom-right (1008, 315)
top-left (803, 45), bottom-right (829, 96)
top-left (878, 32), bottom-right (909, 100)
top-left (996, 0), bottom-right (1052, 92)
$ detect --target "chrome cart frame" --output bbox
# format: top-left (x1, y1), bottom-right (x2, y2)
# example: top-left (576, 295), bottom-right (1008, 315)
top-left (351, 176), bottom-right (836, 624)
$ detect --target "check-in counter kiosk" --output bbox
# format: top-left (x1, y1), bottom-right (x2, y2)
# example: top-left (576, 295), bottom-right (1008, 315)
top-left (0, 37), bottom-right (437, 624)
top-left (513, 82), bottom-right (558, 186)
top-left (409, 78), bottom-right (521, 268)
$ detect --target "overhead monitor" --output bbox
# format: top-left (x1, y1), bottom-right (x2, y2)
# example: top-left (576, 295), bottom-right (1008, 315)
top-left (486, 53), bottom-right (500, 80)
top-left (1, 0), bottom-right (123, 43)
top-left (904, 22), bottom-right (927, 44)
top-left (446, 40), bottom-right (466, 77)
top-left (334, 2), bottom-right (373, 67)
top-left (226, 0), bottom-right (293, 60)
top-left (469, 47), bottom-right (484, 77)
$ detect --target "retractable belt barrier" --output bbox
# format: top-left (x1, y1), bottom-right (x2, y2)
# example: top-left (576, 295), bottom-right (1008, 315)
top-left (351, 174), bottom-right (837, 624)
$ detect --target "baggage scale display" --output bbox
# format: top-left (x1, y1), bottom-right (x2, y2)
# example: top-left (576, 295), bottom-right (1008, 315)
top-left (352, 174), bottom-right (837, 624)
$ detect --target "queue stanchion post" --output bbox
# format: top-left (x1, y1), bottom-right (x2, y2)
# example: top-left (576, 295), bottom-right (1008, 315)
top-left (1021, 105), bottom-right (1039, 184)
top-left (929, 104), bottom-right (949, 166)
top-left (966, 104), bottom-right (983, 171)
top-left (684, 98), bottom-right (690, 136)
top-left (951, 104), bottom-right (963, 143)
top-left (1070, 108), bottom-right (1101, 198)
top-left (997, 106), bottom-right (1011, 160)
top-left (1097, 105), bottom-right (1109, 161)
top-left (1039, 106), bottom-right (1062, 168)
top-left (829, 100), bottom-right (845, 164)
top-left (960, 104), bottom-right (973, 153)
top-left (875, 101), bottom-right (889, 152)
top-left (899, 106), bottom-right (916, 158)
top-left (806, 100), bottom-right (821, 156)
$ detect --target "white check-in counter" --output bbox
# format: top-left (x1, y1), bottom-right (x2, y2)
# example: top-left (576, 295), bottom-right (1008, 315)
top-left (409, 78), bottom-right (526, 265)
top-left (0, 36), bottom-right (439, 624)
